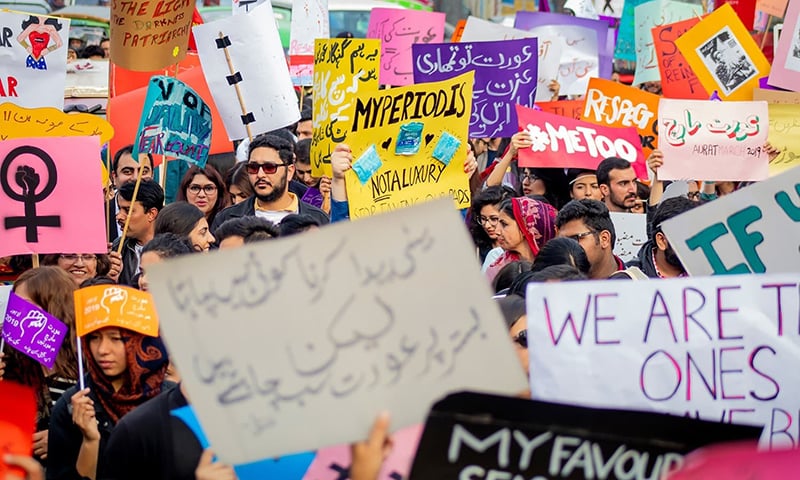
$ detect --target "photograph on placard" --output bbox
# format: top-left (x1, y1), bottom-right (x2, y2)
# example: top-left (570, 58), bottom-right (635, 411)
top-left (696, 26), bottom-right (758, 95)
top-left (788, 15), bottom-right (800, 71)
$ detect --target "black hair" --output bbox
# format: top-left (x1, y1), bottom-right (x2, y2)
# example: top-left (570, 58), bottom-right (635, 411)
top-left (509, 265), bottom-right (587, 297)
top-left (299, 108), bottom-right (312, 122)
top-left (79, 276), bottom-right (116, 288)
top-left (295, 138), bottom-right (311, 166)
top-left (531, 237), bottom-right (591, 274)
top-left (22, 15), bottom-right (62, 31)
top-left (492, 261), bottom-right (532, 294)
top-left (596, 157), bottom-right (632, 187)
top-left (142, 233), bottom-right (193, 258)
top-left (636, 180), bottom-right (650, 201)
top-left (248, 134), bottom-right (294, 164)
top-left (80, 45), bottom-right (105, 59)
top-left (469, 186), bottom-right (512, 253)
top-left (118, 180), bottom-right (165, 213)
top-left (496, 294), bottom-right (526, 329)
top-left (279, 214), bottom-right (321, 237)
top-left (214, 216), bottom-right (279, 244)
top-left (556, 199), bottom-right (616, 248)
top-left (112, 144), bottom-right (154, 174)
top-left (154, 201), bottom-right (205, 237)
top-left (651, 197), bottom-right (697, 239)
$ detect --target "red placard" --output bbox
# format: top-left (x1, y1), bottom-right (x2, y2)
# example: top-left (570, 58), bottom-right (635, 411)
top-left (516, 104), bottom-right (646, 178)
top-left (652, 17), bottom-right (710, 99)
top-left (0, 382), bottom-right (36, 478)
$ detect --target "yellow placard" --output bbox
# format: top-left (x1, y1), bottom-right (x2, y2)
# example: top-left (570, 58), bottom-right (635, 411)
top-left (344, 72), bottom-right (475, 220)
top-left (767, 104), bottom-right (800, 176)
top-left (675, 3), bottom-right (770, 101)
top-left (74, 285), bottom-right (159, 337)
top-left (312, 39), bottom-right (381, 177)
top-left (110, 0), bottom-right (193, 71)
top-left (0, 103), bottom-right (114, 144)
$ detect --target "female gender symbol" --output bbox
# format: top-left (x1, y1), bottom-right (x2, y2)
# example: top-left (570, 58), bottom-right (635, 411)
top-left (1, 145), bottom-right (60, 242)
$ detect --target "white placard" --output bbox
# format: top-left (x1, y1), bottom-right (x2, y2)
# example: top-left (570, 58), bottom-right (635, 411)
top-left (459, 17), bottom-right (562, 103)
top-left (147, 199), bottom-right (528, 464)
top-left (0, 11), bottom-right (69, 109)
top-left (526, 24), bottom-right (598, 97)
top-left (288, 0), bottom-right (329, 86)
top-left (610, 212), bottom-right (647, 263)
top-left (527, 274), bottom-right (800, 447)
top-left (194, 2), bottom-right (300, 141)
top-left (661, 166), bottom-right (800, 276)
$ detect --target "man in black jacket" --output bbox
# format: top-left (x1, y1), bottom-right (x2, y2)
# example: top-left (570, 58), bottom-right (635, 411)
top-left (110, 180), bottom-right (164, 287)
top-left (211, 134), bottom-right (329, 231)
top-left (627, 197), bottom-right (698, 278)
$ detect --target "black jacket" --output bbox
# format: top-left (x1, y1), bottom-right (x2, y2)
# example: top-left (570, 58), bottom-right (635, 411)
top-left (110, 236), bottom-right (140, 288)
top-left (211, 195), bottom-right (330, 232)
top-left (626, 240), bottom-right (659, 278)
top-left (47, 381), bottom-right (116, 480)
top-left (99, 386), bottom-right (201, 480)
top-left (106, 195), bottom-right (119, 244)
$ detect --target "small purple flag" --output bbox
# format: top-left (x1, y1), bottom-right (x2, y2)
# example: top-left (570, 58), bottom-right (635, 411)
top-left (300, 186), bottom-right (324, 209)
top-left (2, 292), bottom-right (68, 368)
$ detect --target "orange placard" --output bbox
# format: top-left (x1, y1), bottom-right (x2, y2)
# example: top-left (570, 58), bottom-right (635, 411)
top-left (108, 59), bottom-right (232, 157)
top-left (652, 16), bottom-right (710, 99)
top-left (580, 77), bottom-right (660, 157)
top-left (534, 100), bottom-right (584, 120)
top-left (451, 19), bottom-right (466, 42)
top-left (0, 382), bottom-right (36, 479)
top-left (74, 285), bottom-right (159, 337)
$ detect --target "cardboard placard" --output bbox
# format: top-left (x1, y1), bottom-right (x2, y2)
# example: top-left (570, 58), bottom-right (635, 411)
top-left (288, 0), bottom-right (329, 86)
top-left (658, 99), bottom-right (769, 181)
top-left (0, 103), bottom-right (114, 144)
top-left (652, 16), bottom-right (709, 99)
top-left (145, 199), bottom-right (528, 464)
top-left (74, 285), bottom-right (159, 337)
top-left (633, 0), bottom-right (701, 86)
top-left (412, 39), bottom-right (538, 138)
top-left (342, 73), bottom-right (475, 219)
top-left (610, 212), bottom-right (648, 262)
top-left (767, 0), bottom-right (800, 92)
top-left (661, 166), bottom-right (800, 275)
top-left (766, 103), bottom-right (800, 176)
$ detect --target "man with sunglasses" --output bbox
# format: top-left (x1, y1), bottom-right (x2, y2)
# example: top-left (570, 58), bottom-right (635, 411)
top-left (211, 134), bottom-right (329, 231)
top-left (555, 199), bottom-right (626, 279)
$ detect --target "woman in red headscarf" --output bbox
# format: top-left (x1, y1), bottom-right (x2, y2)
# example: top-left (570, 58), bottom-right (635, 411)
top-left (47, 281), bottom-right (169, 480)
top-left (485, 197), bottom-right (558, 283)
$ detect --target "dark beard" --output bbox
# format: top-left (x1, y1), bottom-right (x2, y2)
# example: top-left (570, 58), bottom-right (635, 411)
top-left (254, 174), bottom-right (287, 204)
top-left (664, 244), bottom-right (683, 269)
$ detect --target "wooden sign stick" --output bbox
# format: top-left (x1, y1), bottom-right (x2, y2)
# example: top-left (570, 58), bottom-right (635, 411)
top-left (218, 31), bottom-right (254, 141)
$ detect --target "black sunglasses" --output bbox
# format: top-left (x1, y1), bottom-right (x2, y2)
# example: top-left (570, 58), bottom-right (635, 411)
top-left (513, 330), bottom-right (527, 348)
top-left (245, 162), bottom-right (289, 175)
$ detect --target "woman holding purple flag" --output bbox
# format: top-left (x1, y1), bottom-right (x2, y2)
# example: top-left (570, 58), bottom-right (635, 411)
top-left (1, 267), bottom-right (80, 465)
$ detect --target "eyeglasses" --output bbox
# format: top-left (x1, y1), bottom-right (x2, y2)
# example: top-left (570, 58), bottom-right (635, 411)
top-left (565, 231), bottom-right (596, 242)
top-left (512, 330), bottom-right (527, 348)
top-left (519, 171), bottom-right (538, 181)
top-left (477, 215), bottom-right (500, 226)
top-left (245, 162), bottom-right (289, 175)
top-left (687, 192), bottom-right (701, 200)
top-left (60, 254), bottom-right (97, 263)
top-left (188, 184), bottom-right (217, 195)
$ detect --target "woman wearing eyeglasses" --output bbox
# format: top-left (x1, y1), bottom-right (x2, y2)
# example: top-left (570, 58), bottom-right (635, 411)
top-left (41, 254), bottom-right (119, 286)
top-left (154, 202), bottom-right (216, 252)
top-left (177, 165), bottom-right (230, 229)
top-left (485, 197), bottom-right (558, 283)
top-left (469, 186), bottom-right (514, 265)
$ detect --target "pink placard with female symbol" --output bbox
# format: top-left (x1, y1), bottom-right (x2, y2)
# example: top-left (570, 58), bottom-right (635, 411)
top-left (0, 136), bottom-right (106, 257)
top-left (2, 292), bottom-right (68, 368)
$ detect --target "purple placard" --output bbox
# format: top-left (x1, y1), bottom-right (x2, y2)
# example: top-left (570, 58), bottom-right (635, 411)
top-left (2, 292), bottom-right (68, 369)
top-left (514, 11), bottom-right (612, 79)
top-left (300, 186), bottom-right (324, 209)
top-left (412, 39), bottom-right (538, 138)
top-left (758, 76), bottom-right (788, 91)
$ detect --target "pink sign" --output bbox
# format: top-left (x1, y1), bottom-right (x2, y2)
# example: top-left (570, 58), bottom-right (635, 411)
top-left (667, 442), bottom-right (800, 479)
top-left (768, 0), bottom-right (800, 92)
top-left (303, 424), bottom-right (422, 480)
top-left (367, 9), bottom-right (445, 86)
top-left (0, 136), bottom-right (106, 257)
top-left (658, 99), bottom-right (769, 181)
top-left (2, 292), bottom-right (68, 369)
top-left (515, 104), bottom-right (646, 177)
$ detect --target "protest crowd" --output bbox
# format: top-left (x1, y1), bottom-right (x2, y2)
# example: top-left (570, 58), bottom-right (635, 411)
top-left (1, 0), bottom-right (799, 478)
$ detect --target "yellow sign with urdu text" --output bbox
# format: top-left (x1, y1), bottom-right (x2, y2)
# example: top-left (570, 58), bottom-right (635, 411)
top-left (344, 72), bottom-right (475, 220)
top-left (0, 103), bottom-right (115, 144)
top-left (675, 3), bottom-right (770, 101)
top-left (74, 285), bottom-right (159, 337)
top-left (767, 104), bottom-right (800, 176)
top-left (580, 77), bottom-right (660, 157)
top-left (312, 39), bottom-right (381, 177)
